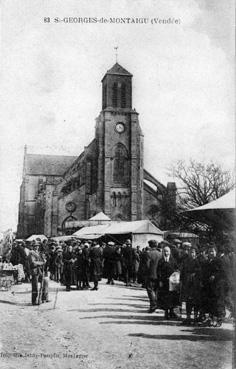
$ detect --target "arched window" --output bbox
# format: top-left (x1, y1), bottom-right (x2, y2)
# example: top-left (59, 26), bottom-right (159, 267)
top-left (112, 143), bottom-right (129, 184)
top-left (117, 192), bottom-right (122, 207)
top-left (111, 192), bottom-right (116, 207)
top-left (121, 83), bottom-right (126, 108)
top-left (112, 83), bottom-right (118, 107)
top-left (61, 215), bottom-right (77, 231)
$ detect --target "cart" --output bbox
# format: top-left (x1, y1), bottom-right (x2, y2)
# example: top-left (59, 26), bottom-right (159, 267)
top-left (0, 270), bottom-right (15, 290)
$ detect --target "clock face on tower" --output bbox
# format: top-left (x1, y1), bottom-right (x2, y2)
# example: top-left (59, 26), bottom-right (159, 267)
top-left (115, 122), bottom-right (125, 133)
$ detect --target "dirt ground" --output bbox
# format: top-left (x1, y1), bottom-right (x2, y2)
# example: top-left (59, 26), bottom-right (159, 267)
top-left (0, 280), bottom-right (233, 369)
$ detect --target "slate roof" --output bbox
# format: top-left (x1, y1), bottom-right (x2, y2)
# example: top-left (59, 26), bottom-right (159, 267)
top-left (102, 63), bottom-right (132, 80)
top-left (25, 154), bottom-right (77, 176)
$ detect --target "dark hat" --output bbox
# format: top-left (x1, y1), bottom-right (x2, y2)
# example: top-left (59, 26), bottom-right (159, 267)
top-left (148, 240), bottom-right (158, 248)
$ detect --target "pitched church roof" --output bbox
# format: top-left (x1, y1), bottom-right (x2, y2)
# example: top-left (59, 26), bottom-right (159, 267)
top-left (25, 154), bottom-right (77, 176)
top-left (103, 63), bottom-right (133, 78)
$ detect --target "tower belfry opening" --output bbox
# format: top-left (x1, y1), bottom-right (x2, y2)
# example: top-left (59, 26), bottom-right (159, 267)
top-left (101, 63), bottom-right (132, 110)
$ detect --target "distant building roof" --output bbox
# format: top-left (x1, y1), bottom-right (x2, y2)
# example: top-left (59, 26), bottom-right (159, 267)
top-left (102, 63), bottom-right (133, 81)
top-left (89, 212), bottom-right (111, 221)
top-left (25, 154), bottom-right (77, 176)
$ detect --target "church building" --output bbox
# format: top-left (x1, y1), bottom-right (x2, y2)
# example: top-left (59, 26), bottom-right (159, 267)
top-left (17, 63), bottom-right (176, 238)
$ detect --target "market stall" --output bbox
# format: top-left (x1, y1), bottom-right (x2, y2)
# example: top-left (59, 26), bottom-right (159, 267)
top-left (183, 190), bottom-right (236, 231)
top-left (73, 220), bottom-right (163, 248)
top-left (0, 262), bottom-right (17, 290)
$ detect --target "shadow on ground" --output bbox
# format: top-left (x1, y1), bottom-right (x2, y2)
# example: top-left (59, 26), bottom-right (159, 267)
top-left (89, 302), bottom-right (147, 309)
top-left (106, 297), bottom-right (148, 302)
top-left (80, 313), bottom-right (182, 326)
top-left (68, 308), bottom-right (146, 313)
top-left (0, 299), bottom-right (31, 306)
top-left (128, 327), bottom-right (233, 342)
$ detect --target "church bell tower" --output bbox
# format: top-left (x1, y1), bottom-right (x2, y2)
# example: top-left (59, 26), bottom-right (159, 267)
top-left (95, 63), bottom-right (144, 220)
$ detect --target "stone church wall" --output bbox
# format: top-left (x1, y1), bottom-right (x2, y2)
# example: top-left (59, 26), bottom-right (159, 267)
top-left (144, 184), bottom-right (163, 227)
top-left (57, 185), bottom-right (86, 231)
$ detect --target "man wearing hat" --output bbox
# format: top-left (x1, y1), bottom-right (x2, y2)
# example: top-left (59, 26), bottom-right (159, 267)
top-left (145, 240), bottom-right (162, 313)
top-left (28, 241), bottom-right (45, 305)
top-left (178, 242), bottom-right (191, 267)
top-left (75, 247), bottom-right (83, 289)
top-left (55, 246), bottom-right (64, 283)
top-left (89, 243), bottom-right (103, 290)
top-left (122, 239), bottom-right (134, 286)
top-left (180, 245), bottom-right (201, 324)
top-left (82, 243), bottom-right (91, 289)
top-left (103, 241), bottom-right (116, 285)
top-left (63, 245), bottom-right (75, 291)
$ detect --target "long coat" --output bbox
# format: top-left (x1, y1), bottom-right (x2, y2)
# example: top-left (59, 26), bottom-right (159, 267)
top-left (63, 251), bottom-right (74, 284)
top-left (103, 245), bottom-right (116, 278)
top-left (157, 256), bottom-right (179, 310)
top-left (146, 249), bottom-right (162, 280)
top-left (180, 256), bottom-right (201, 305)
top-left (122, 246), bottom-right (133, 267)
top-left (202, 256), bottom-right (226, 317)
top-left (89, 246), bottom-right (103, 278)
top-left (138, 249), bottom-right (149, 284)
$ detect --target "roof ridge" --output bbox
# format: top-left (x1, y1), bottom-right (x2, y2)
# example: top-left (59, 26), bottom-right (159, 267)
top-left (105, 63), bottom-right (132, 77)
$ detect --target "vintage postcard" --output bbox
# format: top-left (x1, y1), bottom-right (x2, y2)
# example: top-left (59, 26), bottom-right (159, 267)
top-left (0, 1), bottom-right (234, 369)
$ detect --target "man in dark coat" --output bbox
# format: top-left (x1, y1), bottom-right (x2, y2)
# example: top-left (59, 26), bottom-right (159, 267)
top-left (138, 247), bottom-right (150, 287)
top-left (28, 242), bottom-right (45, 305)
top-left (89, 243), bottom-right (103, 290)
top-left (180, 246), bottom-right (201, 324)
top-left (114, 245), bottom-right (123, 281)
top-left (202, 245), bottom-right (227, 326)
top-left (132, 246), bottom-right (141, 284)
top-left (103, 241), bottom-right (116, 284)
top-left (75, 247), bottom-right (83, 289)
top-left (121, 239), bottom-right (133, 286)
top-left (63, 245), bottom-right (75, 291)
top-left (82, 243), bottom-right (91, 289)
top-left (54, 247), bottom-right (64, 283)
top-left (145, 240), bottom-right (162, 313)
top-left (157, 245), bottom-right (180, 319)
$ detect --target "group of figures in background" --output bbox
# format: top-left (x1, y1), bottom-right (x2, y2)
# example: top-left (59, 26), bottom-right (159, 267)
top-left (145, 239), bottom-right (235, 327)
top-left (5, 236), bottom-right (236, 327)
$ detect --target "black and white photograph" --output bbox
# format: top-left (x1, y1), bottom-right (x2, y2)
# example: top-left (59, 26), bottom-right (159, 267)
top-left (0, 1), bottom-right (235, 368)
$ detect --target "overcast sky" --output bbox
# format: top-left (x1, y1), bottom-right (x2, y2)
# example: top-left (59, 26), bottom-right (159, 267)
top-left (0, 0), bottom-right (234, 232)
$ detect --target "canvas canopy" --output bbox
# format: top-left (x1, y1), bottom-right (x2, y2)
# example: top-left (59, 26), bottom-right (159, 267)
top-left (164, 231), bottom-right (199, 247)
top-left (184, 190), bottom-right (236, 230)
top-left (26, 234), bottom-right (48, 242)
top-left (73, 220), bottom-right (163, 248)
top-left (51, 235), bottom-right (77, 242)
top-left (187, 190), bottom-right (235, 211)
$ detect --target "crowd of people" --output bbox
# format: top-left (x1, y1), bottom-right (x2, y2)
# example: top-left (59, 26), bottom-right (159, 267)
top-left (8, 236), bottom-right (236, 327)
top-left (144, 239), bottom-right (235, 327)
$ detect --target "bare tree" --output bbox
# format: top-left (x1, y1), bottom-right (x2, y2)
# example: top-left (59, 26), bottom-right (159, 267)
top-left (170, 160), bottom-right (234, 210)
